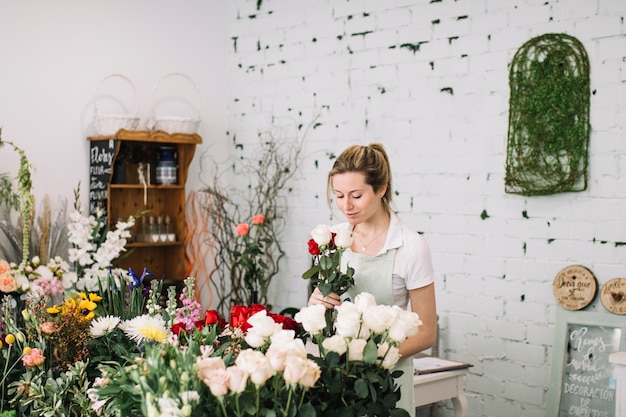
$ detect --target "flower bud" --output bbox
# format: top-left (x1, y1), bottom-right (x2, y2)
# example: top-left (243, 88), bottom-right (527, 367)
top-left (21, 309), bottom-right (30, 321)
top-left (5, 334), bottom-right (16, 345)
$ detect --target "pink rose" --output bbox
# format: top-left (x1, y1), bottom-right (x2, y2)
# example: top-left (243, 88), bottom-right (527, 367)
top-left (235, 223), bottom-right (250, 236)
top-left (22, 348), bottom-right (45, 367)
top-left (252, 214), bottom-right (265, 225)
top-left (0, 272), bottom-right (17, 293)
top-left (0, 260), bottom-right (10, 275)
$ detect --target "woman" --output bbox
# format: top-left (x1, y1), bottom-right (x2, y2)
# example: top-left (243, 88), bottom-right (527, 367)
top-left (308, 143), bottom-right (437, 416)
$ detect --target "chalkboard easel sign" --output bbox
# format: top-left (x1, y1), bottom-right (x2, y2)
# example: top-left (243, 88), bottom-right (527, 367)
top-left (89, 139), bottom-right (119, 218)
top-left (547, 309), bottom-right (626, 417)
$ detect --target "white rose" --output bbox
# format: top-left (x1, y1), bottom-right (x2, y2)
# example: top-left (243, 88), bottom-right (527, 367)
top-left (334, 228), bottom-right (353, 249)
top-left (201, 368), bottom-right (229, 397)
top-left (377, 342), bottom-right (401, 369)
top-left (347, 339), bottom-right (367, 361)
top-left (294, 304), bottom-right (327, 336)
top-left (363, 304), bottom-right (398, 335)
top-left (334, 303), bottom-right (362, 338)
top-left (283, 356), bottom-right (321, 388)
top-left (226, 366), bottom-right (248, 393)
top-left (354, 292), bottom-right (377, 312)
top-left (244, 329), bottom-right (266, 348)
top-left (311, 224), bottom-right (332, 246)
top-left (266, 348), bottom-right (288, 372)
top-left (235, 350), bottom-right (272, 386)
top-left (247, 310), bottom-right (281, 337)
top-left (388, 307), bottom-right (422, 343)
top-left (269, 330), bottom-right (307, 358)
top-left (322, 334), bottom-right (348, 355)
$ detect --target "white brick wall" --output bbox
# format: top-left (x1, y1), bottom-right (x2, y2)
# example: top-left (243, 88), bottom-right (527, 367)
top-left (221, 1), bottom-right (626, 415)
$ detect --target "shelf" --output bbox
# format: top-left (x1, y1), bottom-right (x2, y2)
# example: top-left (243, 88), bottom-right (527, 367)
top-left (110, 184), bottom-right (184, 190)
top-left (127, 241), bottom-right (184, 248)
top-left (87, 129), bottom-right (202, 145)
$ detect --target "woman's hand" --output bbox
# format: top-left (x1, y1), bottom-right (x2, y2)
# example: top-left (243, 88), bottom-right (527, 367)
top-left (308, 287), bottom-right (341, 309)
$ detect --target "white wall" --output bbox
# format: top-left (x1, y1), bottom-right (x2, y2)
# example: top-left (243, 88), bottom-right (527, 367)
top-left (0, 0), bottom-right (229, 203)
top-left (225, 1), bottom-right (626, 417)
top-left (2, 1), bottom-right (626, 416)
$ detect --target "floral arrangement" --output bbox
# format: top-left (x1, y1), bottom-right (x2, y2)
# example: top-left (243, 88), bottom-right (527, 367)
top-left (302, 224), bottom-right (355, 299)
top-left (67, 195), bottom-right (135, 293)
top-left (296, 292), bottom-right (422, 417)
top-left (0, 256), bottom-right (74, 298)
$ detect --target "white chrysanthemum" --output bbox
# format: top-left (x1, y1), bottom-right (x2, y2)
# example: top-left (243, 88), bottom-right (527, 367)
top-left (90, 315), bottom-right (121, 338)
top-left (120, 315), bottom-right (169, 345)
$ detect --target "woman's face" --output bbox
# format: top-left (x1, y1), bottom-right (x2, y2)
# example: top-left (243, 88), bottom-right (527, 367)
top-left (331, 171), bottom-right (385, 225)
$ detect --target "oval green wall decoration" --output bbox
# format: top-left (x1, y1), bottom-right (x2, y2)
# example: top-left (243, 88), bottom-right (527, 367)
top-left (505, 33), bottom-right (590, 196)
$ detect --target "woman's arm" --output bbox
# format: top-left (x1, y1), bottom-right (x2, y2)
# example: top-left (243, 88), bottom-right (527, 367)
top-left (398, 282), bottom-right (437, 358)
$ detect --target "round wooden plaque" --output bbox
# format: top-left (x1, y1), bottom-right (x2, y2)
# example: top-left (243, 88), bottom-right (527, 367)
top-left (600, 278), bottom-right (626, 315)
top-left (552, 265), bottom-right (597, 310)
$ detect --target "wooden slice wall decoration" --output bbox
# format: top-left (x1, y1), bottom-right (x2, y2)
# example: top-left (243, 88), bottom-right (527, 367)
top-left (553, 265), bottom-right (597, 310)
top-left (600, 278), bottom-right (626, 315)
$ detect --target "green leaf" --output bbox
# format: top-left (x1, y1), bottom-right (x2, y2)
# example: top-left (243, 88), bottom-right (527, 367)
top-left (301, 265), bottom-right (319, 279)
top-left (363, 339), bottom-right (378, 364)
top-left (354, 378), bottom-right (369, 398)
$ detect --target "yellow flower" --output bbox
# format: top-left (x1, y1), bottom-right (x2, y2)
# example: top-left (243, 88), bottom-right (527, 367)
top-left (89, 293), bottom-right (102, 302)
top-left (0, 340), bottom-right (3, 348)
top-left (23, 346), bottom-right (32, 355)
top-left (5, 334), bottom-right (16, 345)
top-left (79, 299), bottom-right (97, 311)
top-left (46, 306), bottom-right (60, 314)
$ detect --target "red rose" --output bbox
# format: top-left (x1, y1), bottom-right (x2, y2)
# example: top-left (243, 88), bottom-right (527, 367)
top-left (269, 313), bottom-right (301, 332)
top-left (229, 304), bottom-right (269, 331)
top-left (307, 239), bottom-right (320, 255)
top-left (171, 322), bottom-right (186, 336)
top-left (205, 309), bottom-right (221, 325)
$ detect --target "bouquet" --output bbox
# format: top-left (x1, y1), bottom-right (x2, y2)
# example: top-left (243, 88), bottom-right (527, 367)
top-left (295, 292), bottom-right (422, 417)
top-left (302, 224), bottom-right (355, 297)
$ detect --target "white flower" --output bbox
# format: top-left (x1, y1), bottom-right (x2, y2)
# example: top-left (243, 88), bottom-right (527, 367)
top-left (334, 303), bottom-right (363, 339)
top-left (226, 366), bottom-right (248, 393)
top-left (322, 334), bottom-right (348, 355)
top-left (90, 315), bottom-right (121, 338)
top-left (235, 349), bottom-right (273, 386)
top-left (311, 224), bottom-right (332, 246)
top-left (334, 228), bottom-right (353, 248)
top-left (377, 342), bottom-right (401, 369)
top-left (62, 271), bottom-right (78, 289)
top-left (157, 397), bottom-right (184, 417)
top-left (347, 338), bottom-right (367, 361)
top-left (283, 356), bottom-right (321, 387)
top-left (33, 265), bottom-right (53, 280)
top-left (294, 304), bottom-right (327, 336)
top-left (119, 315), bottom-right (169, 345)
top-left (363, 304), bottom-right (398, 335)
top-left (387, 306), bottom-right (422, 343)
top-left (353, 292), bottom-right (377, 312)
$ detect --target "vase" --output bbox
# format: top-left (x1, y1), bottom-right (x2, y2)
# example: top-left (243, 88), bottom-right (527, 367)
top-left (250, 290), bottom-right (259, 305)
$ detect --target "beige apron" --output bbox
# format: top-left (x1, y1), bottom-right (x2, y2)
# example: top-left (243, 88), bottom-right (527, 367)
top-left (343, 249), bottom-right (415, 416)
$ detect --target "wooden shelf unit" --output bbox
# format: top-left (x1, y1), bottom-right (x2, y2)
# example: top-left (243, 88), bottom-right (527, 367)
top-left (87, 129), bottom-right (202, 281)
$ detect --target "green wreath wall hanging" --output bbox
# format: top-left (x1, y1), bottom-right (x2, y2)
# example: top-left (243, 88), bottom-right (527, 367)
top-left (505, 33), bottom-right (590, 196)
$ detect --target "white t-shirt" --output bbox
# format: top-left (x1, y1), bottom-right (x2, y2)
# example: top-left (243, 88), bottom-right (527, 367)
top-left (333, 212), bottom-right (435, 308)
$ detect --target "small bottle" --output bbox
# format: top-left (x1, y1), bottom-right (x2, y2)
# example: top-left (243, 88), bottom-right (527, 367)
top-left (157, 215), bottom-right (167, 242)
top-left (149, 216), bottom-right (159, 242)
top-left (165, 215), bottom-right (176, 242)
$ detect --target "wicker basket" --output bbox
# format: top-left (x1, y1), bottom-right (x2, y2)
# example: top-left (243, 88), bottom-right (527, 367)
top-left (149, 73), bottom-right (201, 134)
top-left (93, 74), bottom-right (140, 136)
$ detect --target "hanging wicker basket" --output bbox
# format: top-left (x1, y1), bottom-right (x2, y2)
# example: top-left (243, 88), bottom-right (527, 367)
top-left (93, 74), bottom-right (140, 136)
top-left (149, 73), bottom-right (201, 134)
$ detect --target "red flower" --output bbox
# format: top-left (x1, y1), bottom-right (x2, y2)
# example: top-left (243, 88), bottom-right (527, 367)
top-left (269, 312), bottom-right (301, 332)
top-left (229, 304), bottom-right (269, 332)
top-left (235, 223), bottom-right (250, 236)
top-left (205, 309), bottom-right (226, 329)
top-left (171, 322), bottom-right (186, 336)
top-left (252, 214), bottom-right (265, 225)
top-left (307, 239), bottom-right (320, 255)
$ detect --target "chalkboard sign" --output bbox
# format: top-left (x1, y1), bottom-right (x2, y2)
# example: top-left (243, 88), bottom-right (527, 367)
top-left (88, 139), bottom-right (118, 218)
top-left (548, 309), bottom-right (626, 417)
